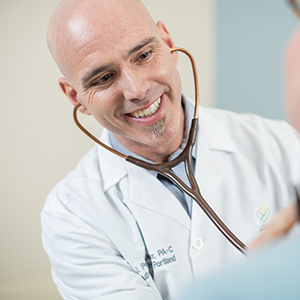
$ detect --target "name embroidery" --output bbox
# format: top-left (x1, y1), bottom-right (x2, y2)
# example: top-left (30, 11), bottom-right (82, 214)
top-left (135, 245), bottom-right (177, 279)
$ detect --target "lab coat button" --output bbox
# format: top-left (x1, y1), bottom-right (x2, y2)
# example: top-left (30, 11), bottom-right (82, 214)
top-left (193, 237), bottom-right (204, 250)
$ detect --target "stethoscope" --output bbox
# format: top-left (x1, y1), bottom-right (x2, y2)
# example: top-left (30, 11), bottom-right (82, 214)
top-left (70, 1), bottom-right (300, 280)
top-left (73, 47), bottom-right (247, 278)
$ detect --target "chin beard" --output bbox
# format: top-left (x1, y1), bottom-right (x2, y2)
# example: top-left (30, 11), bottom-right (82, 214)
top-left (146, 117), bottom-right (166, 136)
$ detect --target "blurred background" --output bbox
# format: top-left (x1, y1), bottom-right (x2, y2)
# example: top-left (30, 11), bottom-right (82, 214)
top-left (0, 0), bottom-right (298, 299)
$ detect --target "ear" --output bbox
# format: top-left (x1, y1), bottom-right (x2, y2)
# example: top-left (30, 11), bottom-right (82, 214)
top-left (156, 21), bottom-right (178, 65)
top-left (58, 78), bottom-right (91, 115)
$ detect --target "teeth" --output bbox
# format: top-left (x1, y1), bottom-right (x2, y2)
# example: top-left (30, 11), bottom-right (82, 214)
top-left (130, 97), bottom-right (161, 118)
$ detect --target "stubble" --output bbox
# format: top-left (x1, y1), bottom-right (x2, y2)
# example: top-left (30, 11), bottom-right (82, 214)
top-left (146, 117), bottom-right (166, 136)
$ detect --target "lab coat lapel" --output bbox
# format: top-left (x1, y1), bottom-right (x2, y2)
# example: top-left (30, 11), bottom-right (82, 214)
top-left (97, 129), bottom-right (128, 191)
top-left (97, 129), bottom-right (189, 229)
top-left (194, 138), bottom-right (226, 201)
top-left (194, 107), bottom-right (237, 201)
top-left (191, 107), bottom-right (237, 227)
top-left (125, 162), bottom-right (191, 230)
top-left (191, 137), bottom-right (227, 232)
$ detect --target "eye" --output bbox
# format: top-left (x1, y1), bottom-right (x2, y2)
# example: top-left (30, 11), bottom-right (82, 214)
top-left (92, 73), bottom-right (115, 88)
top-left (136, 50), bottom-right (153, 62)
top-left (98, 73), bottom-right (113, 83)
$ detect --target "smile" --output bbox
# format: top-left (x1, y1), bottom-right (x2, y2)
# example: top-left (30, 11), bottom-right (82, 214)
top-left (130, 97), bottom-right (161, 118)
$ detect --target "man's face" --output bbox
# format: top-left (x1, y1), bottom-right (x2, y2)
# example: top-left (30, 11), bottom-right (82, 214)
top-left (61, 3), bottom-right (183, 159)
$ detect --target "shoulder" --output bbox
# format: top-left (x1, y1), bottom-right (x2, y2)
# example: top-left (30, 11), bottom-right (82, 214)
top-left (201, 106), bottom-right (287, 129)
top-left (55, 144), bottom-right (103, 194)
top-left (200, 106), bottom-right (300, 147)
top-left (41, 128), bottom-right (129, 222)
top-left (199, 106), bottom-right (300, 182)
top-left (41, 146), bottom-right (103, 221)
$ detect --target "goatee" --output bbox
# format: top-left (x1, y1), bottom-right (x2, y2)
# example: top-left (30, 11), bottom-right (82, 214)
top-left (146, 117), bottom-right (166, 136)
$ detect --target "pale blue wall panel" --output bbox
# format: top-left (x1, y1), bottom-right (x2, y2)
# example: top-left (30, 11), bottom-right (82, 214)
top-left (215, 0), bottom-right (298, 119)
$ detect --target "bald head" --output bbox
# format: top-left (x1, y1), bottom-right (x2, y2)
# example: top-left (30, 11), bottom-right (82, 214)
top-left (284, 25), bottom-right (300, 131)
top-left (47, 0), bottom-right (182, 161)
top-left (47, 0), bottom-right (156, 84)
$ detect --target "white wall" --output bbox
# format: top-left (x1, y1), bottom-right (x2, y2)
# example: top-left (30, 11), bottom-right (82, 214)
top-left (0, 0), bottom-right (214, 298)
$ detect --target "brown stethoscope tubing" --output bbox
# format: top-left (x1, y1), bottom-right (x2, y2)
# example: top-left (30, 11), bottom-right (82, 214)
top-left (73, 47), bottom-right (247, 255)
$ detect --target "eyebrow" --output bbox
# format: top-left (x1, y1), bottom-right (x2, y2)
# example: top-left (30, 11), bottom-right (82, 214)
top-left (82, 64), bottom-right (112, 89)
top-left (127, 36), bottom-right (159, 57)
top-left (81, 36), bottom-right (159, 89)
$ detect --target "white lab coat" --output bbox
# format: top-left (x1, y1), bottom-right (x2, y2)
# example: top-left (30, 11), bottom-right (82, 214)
top-left (42, 104), bottom-right (300, 300)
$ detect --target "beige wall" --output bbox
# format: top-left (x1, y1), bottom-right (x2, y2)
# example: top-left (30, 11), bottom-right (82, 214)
top-left (0, 0), bottom-right (214, 298)
top-left (142, 0), bottom-right (215, 107)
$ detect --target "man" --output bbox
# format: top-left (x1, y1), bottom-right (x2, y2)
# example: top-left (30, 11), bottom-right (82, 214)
top-left (285, 25), bottom-right (300, 132)
top-left (42, 0), bottom-right (300, 299)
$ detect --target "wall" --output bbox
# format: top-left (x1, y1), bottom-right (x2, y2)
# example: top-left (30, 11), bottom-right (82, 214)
top-left (215, 0), bottom-right (298, 119)
top-left (0, 0), bottom-right (214, 299)
top-left (142, 0), bottom-right (215, 107)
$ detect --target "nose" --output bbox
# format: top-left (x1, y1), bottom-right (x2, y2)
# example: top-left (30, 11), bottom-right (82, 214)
top-left (119, 67), bottom-right (151, 102)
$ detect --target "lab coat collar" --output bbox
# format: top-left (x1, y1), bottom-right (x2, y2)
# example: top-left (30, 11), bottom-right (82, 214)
top-left (108, 96), bottom-right (197, 177)
top-left (97, 103), bottom-right (237, 207)
top-left (97, 130), bottom-right (128, 192)
top-left (98, 130), bottom-right (191, 229)
top-left (197, 106), bottom-right (237, 153)
top-left (126, 161), bottom-right (191, 229)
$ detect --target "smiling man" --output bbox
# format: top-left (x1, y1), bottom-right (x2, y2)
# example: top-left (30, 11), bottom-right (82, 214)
top-left (47, 0), bottom-right (183, 163)
top-left (42, 1), bottom-right (300, 300)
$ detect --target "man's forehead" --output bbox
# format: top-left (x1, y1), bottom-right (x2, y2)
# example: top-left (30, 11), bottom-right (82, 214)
top-left (71, 5), bottom-right (158, 62)
top-left (73, 16), bottom-right (159, 66)
top-left (48, 0), bottom-right (158, 82)
top-left (63, 0), bottom-right (155, 38)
